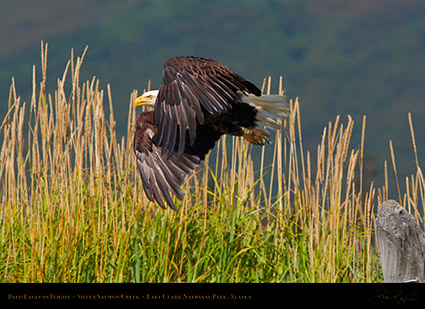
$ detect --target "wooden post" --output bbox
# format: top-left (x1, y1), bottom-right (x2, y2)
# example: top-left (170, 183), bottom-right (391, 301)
top-left (376, 199), bottom-right (425, 283)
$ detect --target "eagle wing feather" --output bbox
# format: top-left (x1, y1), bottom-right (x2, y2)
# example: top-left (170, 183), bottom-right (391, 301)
top-left (134, 112), bottom-right (201, 210)
top-left (154, 56), bottom-right (261, 159)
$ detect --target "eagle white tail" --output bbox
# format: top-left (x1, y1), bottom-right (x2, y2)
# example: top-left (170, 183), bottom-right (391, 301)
top-left (241, 94), bottom-right (290, 130)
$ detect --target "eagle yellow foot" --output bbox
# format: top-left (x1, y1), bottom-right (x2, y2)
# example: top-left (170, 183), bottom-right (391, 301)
top-left (242, 128), bottom-right (269, 145)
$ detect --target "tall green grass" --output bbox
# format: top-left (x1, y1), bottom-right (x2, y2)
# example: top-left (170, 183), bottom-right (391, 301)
top-left (1, 44), bottom-right (423, 282)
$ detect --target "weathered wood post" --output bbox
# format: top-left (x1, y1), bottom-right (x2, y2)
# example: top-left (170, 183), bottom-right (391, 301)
top-left (376, 199), bottom-right (425, 282)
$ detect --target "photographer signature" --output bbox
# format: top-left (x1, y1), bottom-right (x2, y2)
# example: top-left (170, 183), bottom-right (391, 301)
top-left (370, 289), bottom-right (420, 305)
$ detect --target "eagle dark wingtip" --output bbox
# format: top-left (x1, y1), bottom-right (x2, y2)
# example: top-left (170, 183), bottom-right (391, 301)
top-left (168, 202), bottom-right (177, 212)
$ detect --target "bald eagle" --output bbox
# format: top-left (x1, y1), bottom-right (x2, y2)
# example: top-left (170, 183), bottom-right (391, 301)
top-left (134, 56), bottom-right (289, 210)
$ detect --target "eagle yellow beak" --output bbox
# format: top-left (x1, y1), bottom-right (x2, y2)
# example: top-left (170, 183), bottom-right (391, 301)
top-left (134, 96), bottom-right (150, 107)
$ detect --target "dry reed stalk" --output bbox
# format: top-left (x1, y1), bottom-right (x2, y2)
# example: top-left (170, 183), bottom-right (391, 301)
top-left (404, 112), bottom-right (425, 225)
top-left (389, 140), bottom-right (402, 203)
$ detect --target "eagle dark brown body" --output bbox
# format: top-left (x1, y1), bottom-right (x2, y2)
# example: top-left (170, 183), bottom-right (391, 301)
top-left (133, 56), bottom-right (289, 210)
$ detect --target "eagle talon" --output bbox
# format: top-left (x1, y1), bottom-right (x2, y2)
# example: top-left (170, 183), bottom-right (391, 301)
top-left (243, 128), bottom-right (269, 145)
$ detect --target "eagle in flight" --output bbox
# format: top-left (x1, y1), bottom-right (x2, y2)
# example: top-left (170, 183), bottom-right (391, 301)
top-left (133, 56), bottom-right (289, 210)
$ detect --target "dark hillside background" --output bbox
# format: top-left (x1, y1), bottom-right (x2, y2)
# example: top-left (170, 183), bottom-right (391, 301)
top-left (1, 0), bottom-right (425, 197)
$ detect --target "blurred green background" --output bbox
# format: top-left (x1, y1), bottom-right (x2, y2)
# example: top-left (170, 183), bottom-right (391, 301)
top-left (1, 0), bottom-right (425, 197)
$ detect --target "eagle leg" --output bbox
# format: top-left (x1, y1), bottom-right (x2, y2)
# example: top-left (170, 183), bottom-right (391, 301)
top-left (242, 128), bottom-right (269, 146)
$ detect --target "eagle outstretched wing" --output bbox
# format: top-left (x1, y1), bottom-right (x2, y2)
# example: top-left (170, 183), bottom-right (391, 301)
top-left (134, 112), bottom-right (201, 210)
top-left (153, 56), bottom-right (261, 159)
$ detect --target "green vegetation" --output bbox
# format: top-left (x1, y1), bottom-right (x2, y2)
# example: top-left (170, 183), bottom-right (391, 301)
top-left (2, 45), bottom-right (423, 283)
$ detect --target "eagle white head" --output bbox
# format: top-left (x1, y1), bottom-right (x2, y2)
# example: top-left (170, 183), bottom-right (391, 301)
top-left (134, 90), bottom-right (159, 107)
